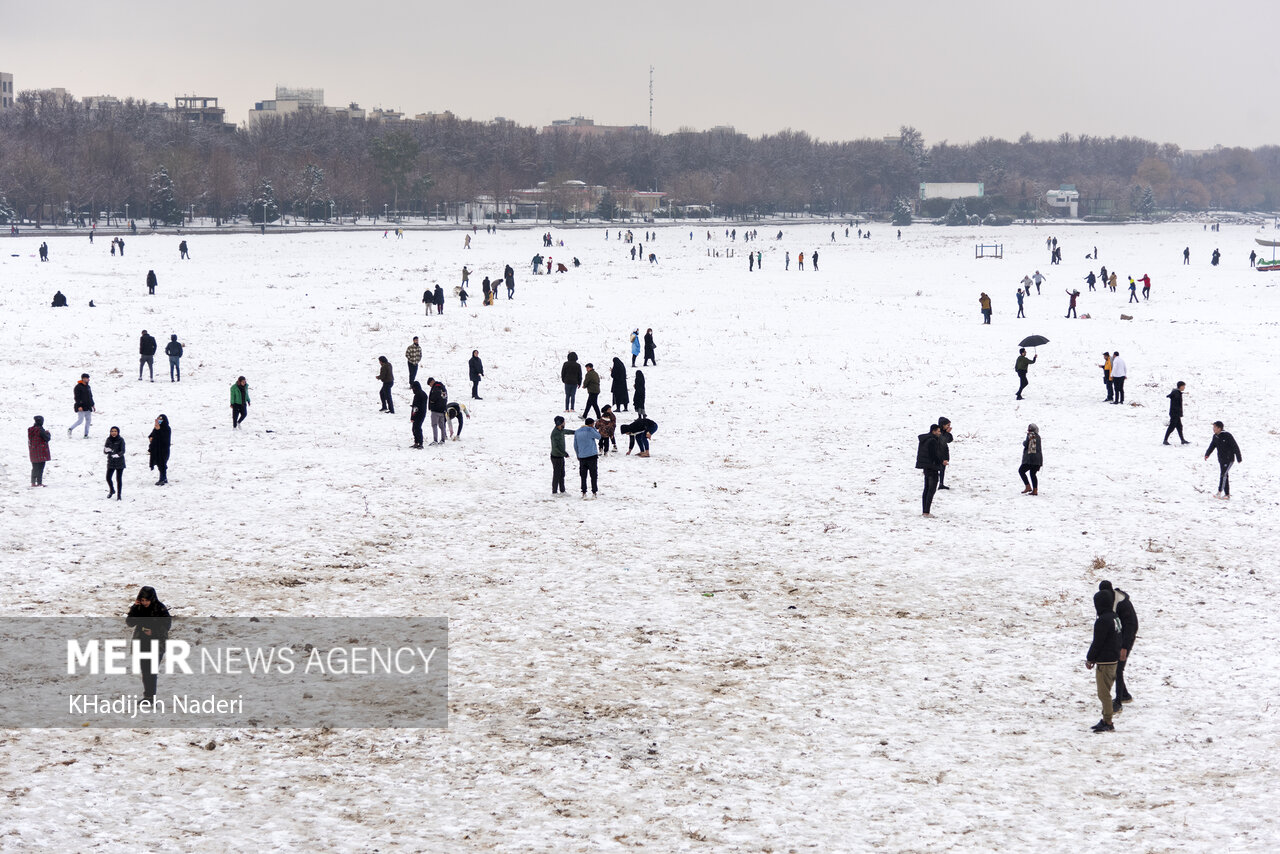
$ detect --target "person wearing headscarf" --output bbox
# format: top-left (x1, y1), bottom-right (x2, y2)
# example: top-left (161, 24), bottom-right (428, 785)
top-left (148, 415), bottom-right (171, 485)
top-left (28, 416), bottom-right (52, 486)
top-left (632, 370), bottom-right (646, 418)
top-left (104, 426), bottom-right (125, 500)
top-left (610, 358), bottom-right (629, 412)
top-left (125, 586), bottom-right (172, 701)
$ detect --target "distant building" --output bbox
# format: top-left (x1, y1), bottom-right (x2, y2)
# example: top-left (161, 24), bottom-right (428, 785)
top-left (367, 107), bottom-right (404, 124)
top-left (920, 183), bottom-right (985, 201)
top-left (1045, 184), bottom-right (1080, 218)
top-left (543, 116), bottom-right (647, 137)
top-left (174, 95), bottom-right (231, 126)
top-left (248, 85), bottom-right (325, 125)
top-left (333, 103), bottom-right (366, 121)
top-left (0, 72), bottom-right (13, 111)
top-left (83, 95), bottom-right (124, 113)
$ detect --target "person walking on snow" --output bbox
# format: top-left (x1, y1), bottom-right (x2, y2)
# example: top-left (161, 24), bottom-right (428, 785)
top-left (561, 352), bottom-right (583, 412)
top-left (610, 358), bottom-right (629, 412)
top-left (148, 414), bottom-right (171, 485)
top-left (165, 335), bottom-right (184, 382)
top-left (581, 363), bottom-right (602, 420)
top-left (230, 376), bottom-right (250, 428)
top-left (69, 374), bottom-right (95, 438)
top-left (575, 418), bottom-right (602, 498)
top-left (915, 423), bottom-right (946, 517)
top-left (179, 240), bottom-right (189, 259)
top-left (1140, 274), bottom-right (1151, 300)
top-left (1109, 352), bottom-right (1127, 404)
top-left (1204, 421), bottom-right (1242, 499)
top-left (409, 381), bottom-right (428, 448)
top-left (1018, 423), bottom-right (1043, 495)
top-left (1015, 348), bottom-right (1036, 399)
top-left (643, 329), bottom-right (657, 366)
top-left (549, 416), bottom-right (576, 494)
top-left (377, 356), bottom-right (395, 413)
top-left (1099, 580), bottom-right (1138, 711)
top-left (1128, 277), bottom-right (1139, 303)
top-left (28, 416), bottom-right (51, 486)
top-left (468, 350), bottom-right (484, 399)
top-left (146, 270), bottom-right (158, 295)
top-left (406, 337), bottom-right (422, 385)
top-left (1085, 588), bottom-right (1122, 732)
top-left (104, 426), bottom-right (126, 500)
top-left (434, 284), bottom-right (445, 315)
top-left (1016, 289), bottom-right (1025, 318)
top-left (428, 378), bottom-right (449, 445)
top-left (125, 586), bottom-right (170, 700)
top-left (630, 329), bottom-right (641, 367)
top-left (139, 330), bottom-right (157, 381)
top-left (1032, 270), bottom-right (1045, 294)
top-left (1164, 382), bottom-right (1190, 445)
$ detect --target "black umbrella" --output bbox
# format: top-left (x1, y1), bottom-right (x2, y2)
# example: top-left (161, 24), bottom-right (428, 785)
top-left (1019, 335), bottom-right (1050, 348)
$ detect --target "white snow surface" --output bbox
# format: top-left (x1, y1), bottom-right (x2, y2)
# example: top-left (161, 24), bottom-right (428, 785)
top-left (1, 222), bottom-right (1279, 852)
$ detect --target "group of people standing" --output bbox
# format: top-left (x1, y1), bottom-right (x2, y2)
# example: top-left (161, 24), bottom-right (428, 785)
top-left (551, 330), bottom-right (660, 498)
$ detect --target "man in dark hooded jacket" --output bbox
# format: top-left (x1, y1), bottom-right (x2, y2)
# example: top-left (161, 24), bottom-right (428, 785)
top-left (427, 378), bottom-right (449, 445)
top-left (409, 381), bottom-right (428, 448)
top-left (561, 352), bottom-right (583, 412)
top-left (126, 585), bottom-right (172, 701)
top-left (937, 417), bottom-right (953, 489)
top-left (1085, 588), bottom-right (1122, 732)
top-left (1204, 421), bottom-right (1242, 499)
top-left (139, 330), bottom-right (157, 381)
top-left (915, 424), bottom-right (946, 517)
top-left (1099, 581), bottom-right (1138, 709)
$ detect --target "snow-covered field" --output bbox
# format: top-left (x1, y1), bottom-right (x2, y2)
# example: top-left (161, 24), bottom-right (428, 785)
top-left (1, 220), bottom-right (1278, 851)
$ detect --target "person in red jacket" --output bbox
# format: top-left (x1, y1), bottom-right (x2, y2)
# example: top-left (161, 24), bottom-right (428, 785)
top-left (28, 416), bottom-right (51, 486)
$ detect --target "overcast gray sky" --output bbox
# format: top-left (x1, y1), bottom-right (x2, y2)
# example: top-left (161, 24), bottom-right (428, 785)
top-left (3, 0), bottom-right (1274, 149)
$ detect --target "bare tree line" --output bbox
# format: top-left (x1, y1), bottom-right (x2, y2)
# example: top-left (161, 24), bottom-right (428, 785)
top-left (2, 89), bottom-right (1277, 226)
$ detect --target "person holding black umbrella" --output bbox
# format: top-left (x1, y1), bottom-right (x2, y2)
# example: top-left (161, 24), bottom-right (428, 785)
top-left (1015, 348), bottom-right (1037, 400)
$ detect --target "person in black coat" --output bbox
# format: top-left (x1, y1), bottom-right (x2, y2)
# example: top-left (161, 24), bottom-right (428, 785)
top-left (620, 417), bottom-right (657, 456)
top-left (433, 284), bottom-right (445, 315)
top-left (468, 350), bottom-right (484, 399)
top-left (937, 416), bottom-right (953, 489)
top-left (632, 370), bottom-right (646, 417)
top-left (1085, 588), bottom-right (1121, 732)
top-left (104, 426), bottom-right (125, 500)
top-left (504, 263), bottom-right (515, 298)
top-left (51, 290), bottom-right (68, 307)
top-left (1163, 382), bottom-right (1188, 445)
top-left (1019, 423), bottom-right (1043, 495)
top-left (148, 414), bottom-right (171, 485)
top-left (1204, 421), bottom-right (1242, 499)
top-left (610, 357), bottom-right (629, 412)
top-left (377, 356), bottom-right (395, 413)
top-left (643, 329), bottom-right (657, 366)
top-left (427, 378), bottom-right (449, 444)
top-left (422, 288), bottom-right (433, 316)
top-left (1099, 581), bottom-right (1138, 709)
top-left (915, 424), bottom-right (946, 516)
top-left (482, 277), bottom-right (492, 305)
top-left (561, 352), bottom-right (583, 412)
top-left (139, 330), bottom-right (157, 382)
top-left (146, 269), bottom-right (158, 295)
top-left (125, 585), bottom-right (172, 700)
top-left (409, 380), bottom-right (428, 448)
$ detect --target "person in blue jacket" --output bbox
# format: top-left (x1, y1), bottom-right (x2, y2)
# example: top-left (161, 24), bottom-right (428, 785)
top-left (630, 329), bottom-right (642, 367)
top-left (574, 418), bottom-right (602, 498)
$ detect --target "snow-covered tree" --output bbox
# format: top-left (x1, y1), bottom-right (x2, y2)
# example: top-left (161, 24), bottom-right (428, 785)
top-left (249, 179), bottom-right (281, 225)
top-left (299, 164), bottom-right (332, 222)
top-left (943, 199), bottom-right (968, 226)
top-left (1137, 185), bottom-right (1155, 216)
top-left (149, 167), bottom-right (183, 225)
top-left (892, 197), bottom-right (913, 226)
top-left (0, 193), bottom-right (14, 223)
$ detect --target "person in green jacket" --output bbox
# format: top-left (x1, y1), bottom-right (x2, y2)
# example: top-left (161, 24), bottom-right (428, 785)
top-left (230, 376), bottom-right (250, 428)
top-left (549, 416), bottom-right (576, 495)
top-left (1015, 348), bottom-right (1036, 400)
top-left (581, 363), bottom-right (602, 419)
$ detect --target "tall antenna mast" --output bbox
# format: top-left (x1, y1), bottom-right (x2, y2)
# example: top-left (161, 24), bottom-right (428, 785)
top-left (649, 65), bottom-right (654, 133)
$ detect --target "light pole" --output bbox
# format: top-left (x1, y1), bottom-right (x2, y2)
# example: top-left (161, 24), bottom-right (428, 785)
top-left (384, 203), bottom-right (388, 222)
top-left (124, 203), bottom-right (129, 225)
top-left (262, 200), bottom-right (267, 235)
top-left (330, 201), bottom-right (335, 224)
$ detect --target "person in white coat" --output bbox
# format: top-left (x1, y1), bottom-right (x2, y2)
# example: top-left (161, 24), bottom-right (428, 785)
top-left (1109, 351), bottom-right (1128, 404)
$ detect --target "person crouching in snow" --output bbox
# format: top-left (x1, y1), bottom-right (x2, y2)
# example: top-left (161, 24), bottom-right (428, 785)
top-left (620, 416), bottom-right (657, 457)
top-left (446, 401), bottom-right (469, 440)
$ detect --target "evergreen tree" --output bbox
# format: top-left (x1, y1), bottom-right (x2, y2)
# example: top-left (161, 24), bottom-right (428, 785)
top-left (943, 199), bottom-right (968, 226)
top-left (300, 164), bottom-right (331, 222)
top-left (892, 197), bottom-right (913, 226)
top-left (1138, 185), bottom-right (1155, 216)
top-left (249, 179), bottom-right (281, 225)
top-left (0, 193), bottom-right (14, 223)
top-left (149, 167), bottom-right (183, 225)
